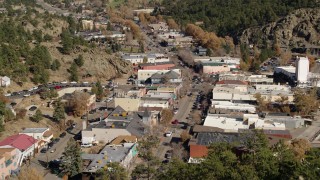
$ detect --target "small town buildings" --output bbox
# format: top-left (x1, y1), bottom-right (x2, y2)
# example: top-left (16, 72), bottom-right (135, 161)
top-left (148, 22), bottom-right (169, 32)
top-left (19, 128), bottom-right (53, 145)
top-left (137, 69), bottom-right (181, 84)
top-left (105, 31), bottom-right (126, 42)
top-left (0, 134), bottom-right (38, 166)
top-left (122, 53), bottom-right (170, 65)
top-left (82, 20), bottom-right (94, 30)
top-left (212, 84), bottom-right (294, 103)
top-left (157, 32), bottom-right (194, 47)
top-left (138, 62), bottom-right (175, 70)
top-left (188, 145), bottom-right (208, 164)
top-left (81, 106), bottom-right (146, 145)
top-left (296, 57), bottom-right (309, 83)
top-left (149, 70), bottom-right (182, 84)
top-left (203, 114), bottom-right (288, 132)
top-left (0, 148), bottom-right (19, 179)
top-left (210, 100), bottom-right (256, 114)
top-left (82, 142), bottom-right (138, 172)
top-left (218, 73), bottom-right (273, 85)
top-left (0, 76), bottom-right (10, 87)
top-left (133, 8), bottom-right (154, 15)
top-left (140, 97), bottom-right (172, 109)
top-left (196, 46), bottom-right (207, 56)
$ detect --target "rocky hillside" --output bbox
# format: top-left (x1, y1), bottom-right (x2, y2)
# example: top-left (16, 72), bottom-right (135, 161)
top-left (240, 8), bottom-right (320, 49)
top-left (44, 42), bottom-right (132, 82)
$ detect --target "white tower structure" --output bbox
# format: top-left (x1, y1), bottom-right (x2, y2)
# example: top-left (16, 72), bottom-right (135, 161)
top-left (295, 57), bottom-right (309, 83)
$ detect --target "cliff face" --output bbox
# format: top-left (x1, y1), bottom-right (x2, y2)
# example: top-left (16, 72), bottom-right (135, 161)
top-left (240, 8), bottom-right (320, 49)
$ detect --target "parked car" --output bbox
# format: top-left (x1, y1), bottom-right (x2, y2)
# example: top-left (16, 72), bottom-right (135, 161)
top-left (81, 143), bottom-right (92, 148)
top-left (23, 94), bottom-right (30, 97)
top-left (72, 123), bottom-right (76, 128)
top-left (29, 106), bottom-right (37, 111)
top-left (165, 132), bottom-right (172, 137)
top-left (52, 138), bottom-right (60, 144)
top-left (59, 132), bottom-right (66, 138)
top-left (50, 149), bottom-right (56, 153)
top-left (40, 148), bottom-right (47, 153)
top-left (171, 119), bottom-right (179, 125)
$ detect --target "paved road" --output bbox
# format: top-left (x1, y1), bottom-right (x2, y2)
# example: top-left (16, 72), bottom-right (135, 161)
top-left (29, 123), bottom-right (82, 179)
top-left (36, 0), bottom-right (71, 16)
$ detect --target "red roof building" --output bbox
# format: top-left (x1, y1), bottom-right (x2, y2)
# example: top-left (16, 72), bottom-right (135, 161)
top-left (0, 134), bottom-right (37, 151)
top-left (188, 144), bottom-right (208, 163)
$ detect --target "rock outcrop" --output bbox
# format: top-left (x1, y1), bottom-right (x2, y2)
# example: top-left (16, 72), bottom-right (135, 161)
top-left (240, 8), bottom-right (320, 49)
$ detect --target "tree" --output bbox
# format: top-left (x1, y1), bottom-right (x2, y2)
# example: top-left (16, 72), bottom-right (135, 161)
top-left (69, 62), bottom-right (79, 82)
top-left (178, 49), bottom-right (194, 66)
top-left (18, 167), bottom-right (44, 180)
top-left (51, 59), bottom-right (61, 71)
top-left (69, 91), bottom-right (90, 116)
top-left (32, 109), bottom-right (43, 123)
top-left (143, 56), bottom-right (148, 63)
top-left (95, 162), bottom-right (129, 180)
top-left (167, 18), bottom-right (179, 30)
top-left (160, 108), bottom-right (173, 125)
top-left (133, 135), bottom-right (160, 180)
top-left (43, 34), bottom-right (52, 41)
top-left (91, 81), bottom-right (104, 100)
top-left (0, 117), bottom-right (4, 132)
top-left (74, 54), bottom-right (84, 67)
top-left (53, 99), bottom-right (65, 122)
top-left (294, 88), bottom-right (319, 116)
top-left (254, 93), bottom-right (269, 111)
top-left (180, 130), bottom-right (191, 142)
top-left (60, 138), bottom-right (82, 178)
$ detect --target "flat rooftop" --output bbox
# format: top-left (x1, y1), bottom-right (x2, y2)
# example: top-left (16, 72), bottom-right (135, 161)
top-left (82, 143), bottom-right (135, 172)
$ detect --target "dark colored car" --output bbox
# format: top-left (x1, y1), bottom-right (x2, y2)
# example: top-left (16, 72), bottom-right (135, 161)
top-left (172, 119), bottom-right (179, 125)
top-left (52, 138), bottom-right (60, 144)
top-left (29, 106), bottom-right (37, 111)
top-left (40, 148), bottom-right (47, 153)
top-left (59, 132), bottom-right (66, 138)
top-left (66, 126), bottom-right (73, 132)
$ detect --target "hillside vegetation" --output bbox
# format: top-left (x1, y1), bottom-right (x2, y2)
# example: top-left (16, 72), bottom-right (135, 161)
top-left (161, 0), bottom-right (320, 39)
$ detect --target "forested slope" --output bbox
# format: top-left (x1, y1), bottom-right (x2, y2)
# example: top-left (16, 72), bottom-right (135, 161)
top-left (161, 0), bottom-right (320, 38)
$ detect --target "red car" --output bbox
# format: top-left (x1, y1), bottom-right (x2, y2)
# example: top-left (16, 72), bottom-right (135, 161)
top-left (171, 119), bottom-right (179, 125)
top-left (54, 86), bottom-right (61, 89)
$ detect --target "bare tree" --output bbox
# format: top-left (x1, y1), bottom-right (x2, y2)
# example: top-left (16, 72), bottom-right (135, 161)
top-left (178, 49), bottom-right (195, 66)
top-left (161, 108), bottom-right (174, 125)
top-left (69, 91), bottom-right (91, 117)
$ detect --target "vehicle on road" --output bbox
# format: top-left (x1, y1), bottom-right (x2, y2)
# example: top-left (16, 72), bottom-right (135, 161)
top-left (23, 94), bottom-right (30, 97)
top-left (59, 132), bottom-right (66, 138)
top-left (50, 149), bottom-right (56, 153)
top-left (66, 126), bottom-right (73, 132)
top-left (81, 143), bottom-right (92, 148)
top-left (61, 81), bottom-right (68, 84)
top-left (52, 138), bottom-right (60, 144)
top-left (40, 148), bottom-right (47, 153)
top-left (72, 123), bottom-right (76, 128)
top-left (165, 132), bottom-right (172, 137)
top-left (172, 119), bottom-right (179, 125)
top-left (70, 81), bottom-right (77, 84)
top-left (29, 106), bottom-right (37, 111)
top-left (4, 93), bottom-right (11, 97)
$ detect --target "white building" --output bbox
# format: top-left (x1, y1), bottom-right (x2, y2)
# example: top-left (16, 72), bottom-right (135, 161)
top-left (137, 69), bottom-right (181, 82)
top-left (19, 128), bottom-right (53, 143)
top-left (0, 76), bottom-right (10, 87)
top-left (122, 53), bottom-right (170, 64)
top-left (296, 57), bottom-right (309, 83)
top-left (211, 100), bottom-right (256, 113)
top-left (203, 114), bottom-right (287, 132)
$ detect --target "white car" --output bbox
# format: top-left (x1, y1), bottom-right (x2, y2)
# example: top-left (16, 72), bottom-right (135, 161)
top-left (28, 88), bottom-right (33, 92)
top-left (61, 81), bottom-right (68, 84)
top-left (4, 93), bottom-right (11, 97)
top-left (165, 132), bottom-right (172, 137)
top-left (81, 143), bottom-right (92, 148)
top-left (23, 94), bottom-right (30, 97)
top-left (82, 82), bottom-right (89, 84)
top-left (33, 86), bottom-right (38, 90)
top-left (70, 81), bottom-right (77, 84)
